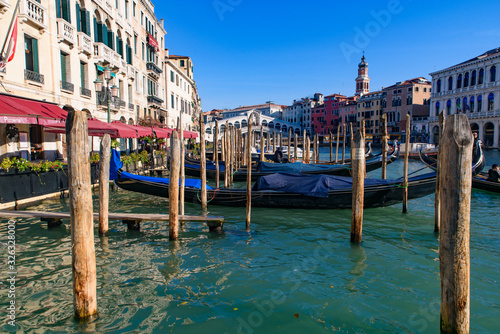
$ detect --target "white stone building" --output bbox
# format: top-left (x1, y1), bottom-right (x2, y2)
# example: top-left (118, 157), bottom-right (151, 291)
top-left (0, 0), bottom-right (167, 159)
top-left (222, 102), bottom-right (284, 120)
top-left (164, 52), bottom-right (200, 130)
top-left (282, 93), bottom-right (324, 135)
top-left (429, 48), bottom-right (500, 148)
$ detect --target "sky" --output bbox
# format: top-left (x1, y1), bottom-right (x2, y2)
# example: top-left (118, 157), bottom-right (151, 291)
top-left (153, 0), bottom-right (500, 111)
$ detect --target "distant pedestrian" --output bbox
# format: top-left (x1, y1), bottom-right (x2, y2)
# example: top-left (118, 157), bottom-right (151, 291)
top-left (487, 164), bottom-right (500, 182)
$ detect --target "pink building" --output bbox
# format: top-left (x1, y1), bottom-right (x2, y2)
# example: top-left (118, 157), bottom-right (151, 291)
top-left (338, 97), bottom-right (359, 132)
top-left (311, 103), bottom-right (325, 134)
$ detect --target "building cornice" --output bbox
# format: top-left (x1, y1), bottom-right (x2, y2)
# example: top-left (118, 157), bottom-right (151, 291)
top-left (166, 60), bottom-right (194, 85)
top-left (430, 53), bottom-right (500, 77)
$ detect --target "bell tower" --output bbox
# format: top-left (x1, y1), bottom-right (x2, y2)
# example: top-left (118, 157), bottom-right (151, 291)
top-left (355, 54), bottom-right (370, 96)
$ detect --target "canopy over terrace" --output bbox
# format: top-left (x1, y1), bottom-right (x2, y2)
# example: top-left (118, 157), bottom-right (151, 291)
top-left (0, 94), bottom-right (66, 125)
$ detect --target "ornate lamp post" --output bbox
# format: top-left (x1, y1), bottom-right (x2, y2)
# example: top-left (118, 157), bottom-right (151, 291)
top-left (94, 67), bottom-right (119, 123)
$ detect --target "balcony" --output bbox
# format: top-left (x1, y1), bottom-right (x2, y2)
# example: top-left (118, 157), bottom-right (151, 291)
top-left (61, 81), bottom-right (74, 93)
top-left (97, 94), bottom-right (119, 110)
top-left (77, 32), bottom-right (93, 56)
top-left (81, 87), bottom-right (91, 98)
top-left (128, 103), bottom-right (134, 110)
top-left (56, 18), bottom-right (75, 48)
top-left (112, 52), bottom-right (121, 69)
top-left (25, 69), bottom-right (44, 84)
top-left (93, 42), bottom-right (113, 64)
top-left (118, 100), bottom-right (126, 108)
top-left (19, 0), bottom-right (47, 32)
top-left (146, 62), bottom-right (162, 79)
top-left (147, 95), bottom-right (164, 107)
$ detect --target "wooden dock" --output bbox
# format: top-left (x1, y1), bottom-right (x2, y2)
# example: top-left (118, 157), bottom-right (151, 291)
top-left (0, 210), bottom-right (225, 231)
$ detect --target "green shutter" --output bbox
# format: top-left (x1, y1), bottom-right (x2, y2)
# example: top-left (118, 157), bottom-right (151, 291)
top-left (33, 38), bottom-right (39, 73)
top-left (60, 53), bottom-right (66, 81)
top-left (116, 35), bottom-right (119, 54)
top-left (93, 18), bottom-right (98, 42)
top-left (75, 3), bottom-right (81, 32)
top-left (80, 62), bottom-right (85, 88)
top-left (102, 24), bottom-right (108, 45)
top-left (56, 0), bottom-right (61, 18)
top-left (85, 11), bottom-right (91, 36)
top-left (61, 0), bottom-right (68, 22)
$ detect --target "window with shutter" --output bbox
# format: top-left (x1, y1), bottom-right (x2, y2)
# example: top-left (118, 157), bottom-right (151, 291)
top-left (76, 3), bottom-right (81, 32)
top-left (60, 52), bottom-right (66, 81)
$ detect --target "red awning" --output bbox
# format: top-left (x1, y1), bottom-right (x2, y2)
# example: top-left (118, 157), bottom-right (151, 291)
top-left (0, 94), bottom-right (66, 124)
top-left (153, 126), bottom-right (173, 138)
top-left (133, 125), bottom-right (154, 137)
top-left (45, 118), bottom-right (117, 137)
top-left (110, 121), bottom-right (139, 138)
top-left (182, 130), bottom-right (199, 139)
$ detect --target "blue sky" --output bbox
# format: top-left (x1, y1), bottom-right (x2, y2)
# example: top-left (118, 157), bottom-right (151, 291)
top-left (154, 0), bottom-right (500, 111)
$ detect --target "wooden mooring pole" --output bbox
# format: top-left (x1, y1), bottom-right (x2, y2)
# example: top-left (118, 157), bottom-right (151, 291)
top-left (313, 134), bottom-right (317, 163)
top-left (66, 109), bottom-right (97, 319)
top-left (305, 135), bottom-right (310, 164)
top-left (439, 114), bottom-right (472, 333)
top-left (381, 114), bottom-right (388, 179)
top-left (200, 112), bottom-right (208, 210)
top-left (246, 116), bottom-right (252, 230)
top-left (178, 114), bottom-right (185, 216)
top-left (98, 134), bottom-right (110, 236)
top-left (335, 124), bottom-right (340, 163)
top-left (169, 131), bottom-right (180, 240)
top-left (294, 132), bottom-right (298, 161)
top-left (351, 122), bottom-right (365, 243)
top-left (288, 128), bottom-right (292, 162)
top-left (214, 120), bottom-right (220, 188)
top-left (329, 131), bottom-right (333, 162)
top-left (260, 126), bottom-right (265, 161)
top-left (342, 124), bottom-right (346, 164)
top-left (435, 111), bottom-right (446, 232)
top-left (402, 113), bottom-right (411, 213)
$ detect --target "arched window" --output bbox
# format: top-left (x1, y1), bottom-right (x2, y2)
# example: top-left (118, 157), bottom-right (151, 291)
top-left (126, 38), bottom-right (132, 64)
top-left (490, 66), bottom-right (496, 82)
top-left (436, 79), bottom-right (441, 93)
top-left (448, 76), bottom-right (453, 91)
top-left (478, 69), bottom-right (484, 84)
top-left (446, 100), bottom-right (452, 115)
top-left (488, 92), bottom-right (494, 111)
top-left (477, 95), bottom-right (482, 112)
top-left (463, 72), bottom-right (469, 87)
top-left (76, 1), bottom-right (91, 36)
top-left (470, 96), bottom-right (475, 112)
top-left (457, 74), bottom-right (462, 89)
top-left (471, 70), bottom-right (476, 85)
top-left (456, 98), bottom-right (461, 112)
top-left (56, 0), bottom-right (71, 23)
top-left (463, 97), bottom-right (468, 112)
top-left (435, 101), bottom-right (440, 116)
top-left (116, 30), bottom-right (124, 57)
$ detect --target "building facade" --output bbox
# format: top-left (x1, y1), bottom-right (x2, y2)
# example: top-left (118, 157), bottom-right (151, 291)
top-left (338, 97), bottom-right (358, 130)
top-left (356, 91), bottom-right (385, 140)
top-left (382, 77), bottom-right (431, 136)
top-left (282, 93), bottom-right (323, 135)
top-left (429, 48), bottom-right (500, 148)
top-left (164, 52), bottom-right (201, 130)
top-left (223, 102), bottom-right (284, 120)
top-left (355, 55), bottom-right (370, 96)
top-left (0, 0), bottom-right (169, 159)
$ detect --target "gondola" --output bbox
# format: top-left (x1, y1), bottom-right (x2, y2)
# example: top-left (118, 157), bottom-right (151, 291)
top-left (111, 149), bottom-right (435, 209)
top-left (471, 173), bottom-right (500, 193)
top-left (183, 145), bottom-right (399, 181)
top-left (418, 143), bottom-right (484, 177)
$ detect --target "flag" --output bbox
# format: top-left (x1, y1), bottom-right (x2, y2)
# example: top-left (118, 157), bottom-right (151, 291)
top-left (0, 17), bottom-right (18, 70)
top-left (456, 99), bottom-right (461, 113)
top-left (464, 102), bottom-right (471, 111)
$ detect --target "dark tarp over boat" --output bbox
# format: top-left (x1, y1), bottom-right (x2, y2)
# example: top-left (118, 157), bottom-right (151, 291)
top-left (183, 146), bottom-right (399, 181)
top-left (113, 150), bottom-right (436, 209)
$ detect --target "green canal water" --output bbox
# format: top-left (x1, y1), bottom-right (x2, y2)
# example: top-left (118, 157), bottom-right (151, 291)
top-left (1, 149), bottom-right (499, 333)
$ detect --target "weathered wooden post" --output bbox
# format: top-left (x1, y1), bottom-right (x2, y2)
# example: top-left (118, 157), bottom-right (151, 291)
top-left (335, 124), bottom-right (340, 163)
top-left (98, 134), bottom-right (110, 236)
top-left (200, 112), bottom-right (208, 210)
top-left (288, 128), bottom-right (292, 162)
top-left (224, 122), bottom-right (229, 188)
top-left (169, 131), bottom-right (180, 240)
top-left (178, 114), bottom-right (185, 216)
top-left (305, 136), bottom-right (310, 164)
top-left (330, 131), bottom-right (333, 162)
top-left (435, 111), bottom-right (446, 232)
top-left (351, 122), bottom-right (365, 243)
top-left (313, 134), bottom-right (317, 163)
top-left (294, 132), bottom-right (298, 161)
top-left (214, 120), bottom-right (220, 188)
top-left (342, 124), bottom-right (346, 164)
top-left (381, 114), bottom-right (388, 179)
top-left (260, 126), bottom-right (265, 161)
top-left (246, 115), bottom-right (253, 230)
top-left (231, 127), bottom-right (236, 184)
top-left (439, 114), bottom-right (472, 334)
top-left (403, 113), bottom-right (411, 213)
top-left (66, 109), bottom-right (97, 319)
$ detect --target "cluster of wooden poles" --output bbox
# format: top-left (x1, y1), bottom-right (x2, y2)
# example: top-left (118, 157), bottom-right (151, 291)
top-left (67, 108), bottom-right (472, 332)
